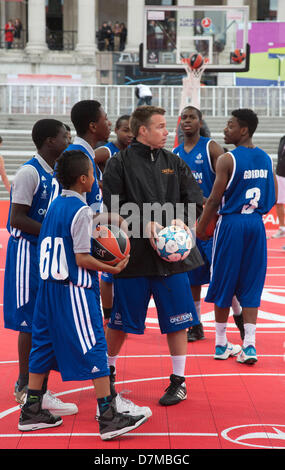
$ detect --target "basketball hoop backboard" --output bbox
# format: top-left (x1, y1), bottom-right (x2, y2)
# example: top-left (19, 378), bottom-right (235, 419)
top-left (140, 4), bottom-right (250, 73)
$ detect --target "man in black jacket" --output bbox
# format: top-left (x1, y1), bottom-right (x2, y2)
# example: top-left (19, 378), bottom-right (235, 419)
top-left (102, 106), bottom-right (203, 408)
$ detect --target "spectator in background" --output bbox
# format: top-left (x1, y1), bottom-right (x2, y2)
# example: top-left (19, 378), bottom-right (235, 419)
top-left (113, 22), bottom-right (121, 51)
top-left (5, 20), bottom-right (15, 49)
top-left (135, 84), bottom-right (152, 106)
top-left (119, 23), bottom-right (127, 51)
top-left (0, 137), bottom-right (11, 193)
top-left (13, 18), bottom-right (22, 48)
top-left (106, 22), bottom-right (114, 51)
top-left (272, 134), bottom-right (285, 238)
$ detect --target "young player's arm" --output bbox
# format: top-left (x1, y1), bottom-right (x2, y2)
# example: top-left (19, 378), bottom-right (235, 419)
top-left (196, 153), bottom-right (233, 240)
top-left (75, 253), bottom-right (129, 275)
top-left (9, 165), bottom-right (42, 235)
top-left (0, 155), bottom-right (11, 192)
top-left (94, 146), bottom-right (111, 172)
top-left (208, 140), bottom-right (226, 172)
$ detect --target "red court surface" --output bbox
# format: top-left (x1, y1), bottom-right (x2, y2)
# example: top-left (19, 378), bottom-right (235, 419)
top-left (0, 223), bottom-right (285, 461)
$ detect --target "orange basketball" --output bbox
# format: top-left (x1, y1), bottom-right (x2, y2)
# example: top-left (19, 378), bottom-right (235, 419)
top-left (92, 224), bottom-right (130, 266)
top-left (189, 53), bottom-right (204, 70)
top-left (232, 49), bottom-right (246, 64)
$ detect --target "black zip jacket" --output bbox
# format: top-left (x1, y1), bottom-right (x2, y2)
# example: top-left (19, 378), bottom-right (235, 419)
top-left (102, 140), bottom-right (204, 278)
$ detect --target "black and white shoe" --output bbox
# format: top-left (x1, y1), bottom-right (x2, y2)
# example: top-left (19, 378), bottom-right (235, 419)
top-left (159, 374), bottom-right (187, 406)
top-left (99, 398), bottom-right (148, 440)
top-left (18, 401), bottom-right (62, 432)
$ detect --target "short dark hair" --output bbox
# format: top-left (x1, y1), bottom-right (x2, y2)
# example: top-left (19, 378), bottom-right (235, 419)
top-left (115, 115), bottom-right (130, 129)
top-left (55, 150), bottom-right (90, 189)
top-left (181, 106), bottom-right (203, 121)
top-left (130, 106), bottom-right (165, 137)
top-left (0, 136), bottom-right (2, 144)
top-left (71, 100), bottom-right (102, 136)
top-left (31, 119), bottom-right (64, 150)
top-left (231, 108), bottom-right (258, 137)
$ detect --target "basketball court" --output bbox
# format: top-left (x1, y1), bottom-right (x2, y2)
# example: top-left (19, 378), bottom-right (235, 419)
top-left (0, 223), bottom-right (285, 456)
top-left (1, 3), bottom-right (284, 463)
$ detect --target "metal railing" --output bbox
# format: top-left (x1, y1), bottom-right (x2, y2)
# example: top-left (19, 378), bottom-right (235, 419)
top-left (0, 83), bottom-right (285, 117)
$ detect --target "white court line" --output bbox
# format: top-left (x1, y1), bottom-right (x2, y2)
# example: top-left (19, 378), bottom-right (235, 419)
top-left (267, 266), bottom-right (285, 269)
top-left (0, 432), bottom-right (218, 438)
top-left (1, 353), bottom-right (284, 366)
top-left (266, 274), bottom-right (285, 276)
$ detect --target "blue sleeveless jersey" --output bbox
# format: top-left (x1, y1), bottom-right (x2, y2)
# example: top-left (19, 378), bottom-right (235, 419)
top-left (104, 141), bottom-right (120, 156)
top-left (173, 137), bottom-right (215, 197)
top-left (49, 143), bottom-right (101, 212)
top-left (219, 146), bottom-right (276, 216)
top-left (7, 157), bottom-right (52, 245)
top-left (38, 194), bottom-right (97, 289)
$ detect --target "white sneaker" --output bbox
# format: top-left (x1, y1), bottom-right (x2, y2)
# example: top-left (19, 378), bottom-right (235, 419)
top-left (272, 229), bottom-right (285, 239)
top-left (237, 345), bottom-right (258, 364)
top-left (214, 342), bottom-right (242, 360)
top-left (42, 390), bottom-right (78, 416)
top-left (96, 391), bottom-right (152, 421)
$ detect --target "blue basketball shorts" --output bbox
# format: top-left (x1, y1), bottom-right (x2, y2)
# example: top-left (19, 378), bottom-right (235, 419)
top-left (108, 273), bottom-right (199, 335)
top-left (4, 236), bottom-right (39, 333)
top-left (29, 281), bottom-right (109, 382)
top-left (187, 237), bottom-right (213, 286)
top-left (100, 271), bottom-right (114, 284)
top-left (205, 213), bottom-right (267, 308)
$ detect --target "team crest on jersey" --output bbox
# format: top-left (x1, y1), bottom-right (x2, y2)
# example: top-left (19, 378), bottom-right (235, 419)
top-left (40, 183), bottom-right (48, 199)
top-left (195, 153), bottom-right (203, 164)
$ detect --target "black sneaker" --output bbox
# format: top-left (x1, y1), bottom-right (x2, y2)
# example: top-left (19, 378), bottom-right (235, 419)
top-left (98, 398), bottom-right (148, 440)
top-left (187, 323), bottom-right (205, 342)
top-left (18, 401), bottom-right (63, 432)
top-left (233, 314), bottom-right (245, 340)
top-left (159, 374), bottom-right (187, 406)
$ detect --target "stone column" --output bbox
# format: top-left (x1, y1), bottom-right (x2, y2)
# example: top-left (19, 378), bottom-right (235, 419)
top-left (25, 0), bottom-right (47, 54)
top-left (226, 0), bottom-right (244, 5)
top-left (277, 0), bottom-right (285, 21)
top-left (76, 0), bottom-right (96, 55)
top-left (126, 0), bottom-right (144, 52)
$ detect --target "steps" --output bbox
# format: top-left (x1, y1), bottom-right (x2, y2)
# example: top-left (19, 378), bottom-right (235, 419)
top-left (0, 113), bottom-right (282, 200)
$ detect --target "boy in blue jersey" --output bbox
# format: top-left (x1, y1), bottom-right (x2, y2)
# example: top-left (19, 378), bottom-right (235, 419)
top-left (4, 119), bottom-right (77, 415)
top-left (18, 150), bottom-right (148, 440)
top-left (196, 108), bottom-right (277, 364)
top-left (49, 104), bottom-right (150, 420)
top-left (49, 100), bottom-right (111, 213)
top-left (95, 115), bottom-right (133, 330)
top-left (173, 106), bottom-right (244, 342)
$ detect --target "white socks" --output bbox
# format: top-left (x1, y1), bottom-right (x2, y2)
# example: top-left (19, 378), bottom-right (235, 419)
top-left (243, 323), bottom-right (256, 348)
top-left (108, 355), bottom-right (118, 372)
top-left (171, 355), bottom-right (186, 378)
top-left (215, 322), bottom-right (227, 346)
